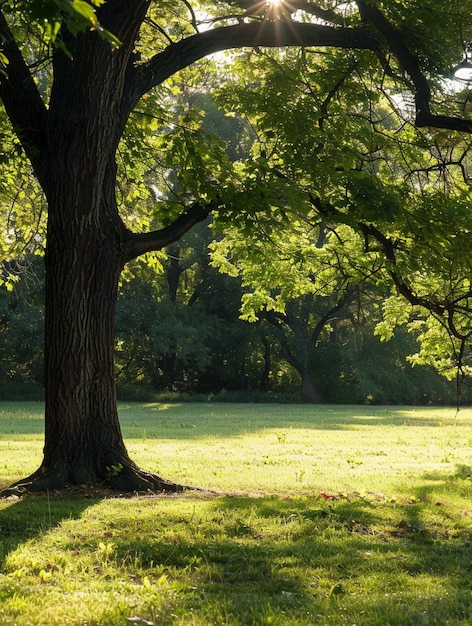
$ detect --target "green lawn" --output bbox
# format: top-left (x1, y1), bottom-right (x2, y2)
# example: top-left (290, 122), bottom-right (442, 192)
top-left (1, 402), bottom-right (472, 625)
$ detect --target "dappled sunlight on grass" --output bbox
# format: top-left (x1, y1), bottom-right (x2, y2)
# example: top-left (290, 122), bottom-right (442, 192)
top-left (138, 403), bottom-right (183, 411)
top-left (120, 403), bottom-right (472, 440)
top-left (2, 402), bottom-right (472, 497)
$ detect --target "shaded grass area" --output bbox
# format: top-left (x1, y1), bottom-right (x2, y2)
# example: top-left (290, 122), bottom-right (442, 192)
top-left (1, 403), bottom-right (472, 624)
top-left (1, 490), bottom-right (472, 625)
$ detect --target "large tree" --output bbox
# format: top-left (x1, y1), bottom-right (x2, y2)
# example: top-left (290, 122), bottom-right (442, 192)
top-left (0, 0), bottom-right (471, 493)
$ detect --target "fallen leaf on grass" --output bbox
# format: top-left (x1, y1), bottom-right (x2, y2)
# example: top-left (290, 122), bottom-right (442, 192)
top-left (127, 618), bottom-right (153, 626)
top-left (319, 492), bottom-right (338, 500)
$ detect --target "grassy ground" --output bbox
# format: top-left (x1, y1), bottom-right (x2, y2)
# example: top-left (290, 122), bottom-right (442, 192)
top-left (1, 402), bottom-right (472, 625)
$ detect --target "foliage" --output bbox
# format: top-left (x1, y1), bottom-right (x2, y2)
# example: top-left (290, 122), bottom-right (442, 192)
top-left (2, 0), bottom-right (120, 56)
top-left (0, 256), bottom-right (44, 384)
top-left (0, 237), bottom-right (464, 404)
top-left (0, 115), bottom-right (45, 279)
top-left (210, 41), bottom-right (472, 392)
top-left (115, 223), bottom-right (256, 393)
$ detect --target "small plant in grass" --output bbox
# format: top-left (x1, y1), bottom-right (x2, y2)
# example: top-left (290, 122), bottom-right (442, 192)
top-left (96, 540), bottom-right (116, 562)
top-left (276, 432), bottom-right (287, 444)
top-left (106, 462), bottom-right (124, 481)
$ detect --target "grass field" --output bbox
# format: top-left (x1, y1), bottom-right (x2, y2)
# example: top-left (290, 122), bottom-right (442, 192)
top-left (1, 402), bottom-right (472, 625)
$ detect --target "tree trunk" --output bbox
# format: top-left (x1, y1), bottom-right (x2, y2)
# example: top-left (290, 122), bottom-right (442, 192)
top-left (0, 6), bottom-right (186, 494)
top-left (258, 330), bottom-right (272, 392)
top-left (9, 199), bottom-right (182, 493)
top-left (300, 369), bottom-right (321, 403)
top-left (1, 47), bottom-right (207, 495)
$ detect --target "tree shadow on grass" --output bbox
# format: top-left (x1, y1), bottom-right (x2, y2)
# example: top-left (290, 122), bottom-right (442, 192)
top-left (1, 472), bottom-right (472, 624)
top-left (201, 492), bottom-right (472, 624)
top-left (33, 485), bottom-right (470, 625)
top-left (398, 463), bottom-right (472, 540)
top-left (0, 493), bottom-right (96, 569)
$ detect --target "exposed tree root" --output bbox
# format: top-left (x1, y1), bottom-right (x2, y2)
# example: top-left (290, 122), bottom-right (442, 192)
top-left (0, 463), bottom-right (187, 499)
top-left (108, 466), bottom-right (185, 494)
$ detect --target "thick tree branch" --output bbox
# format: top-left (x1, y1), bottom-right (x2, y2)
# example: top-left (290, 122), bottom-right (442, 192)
top-left (0, 10), bottom-right (48, 183)
top-left (122, 199), bottom-right (215, 262)
top-left (124, 4), bottom-right (472, 135)
top-left (127, 20), bottom-right (379, 106)
top-left (414, 113), bottom-right (472, 134)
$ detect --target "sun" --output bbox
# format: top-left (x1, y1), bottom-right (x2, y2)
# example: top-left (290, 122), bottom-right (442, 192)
top-left (264, 0), bottom-right (287, 20)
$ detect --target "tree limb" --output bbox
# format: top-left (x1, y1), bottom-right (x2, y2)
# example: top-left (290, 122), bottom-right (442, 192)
top-left (318, 59), bottom-right (357, 128)
top-left (310, 285), bottom-right (355, 344)
top-left (122, 199), bottom-right (214, 262)
top-left (0, 10), bottom-right (48, 184)
top-left (127, 20), bottom-right (379, 106)
top-left (260, 309), bottom-right (301, 371)
top-left (125, 4), bottom-right (472, 134)
top-left (356, 222), bottom-right (447, 319)
top-left (356, 1), bottom-right (472, 135)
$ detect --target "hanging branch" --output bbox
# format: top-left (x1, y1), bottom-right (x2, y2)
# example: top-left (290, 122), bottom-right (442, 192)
top-left (357, 0), bottom-right (472, 134)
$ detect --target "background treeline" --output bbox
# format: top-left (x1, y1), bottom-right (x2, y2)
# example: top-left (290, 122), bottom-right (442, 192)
top-left (0, 226), bottom-right (466, 405)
